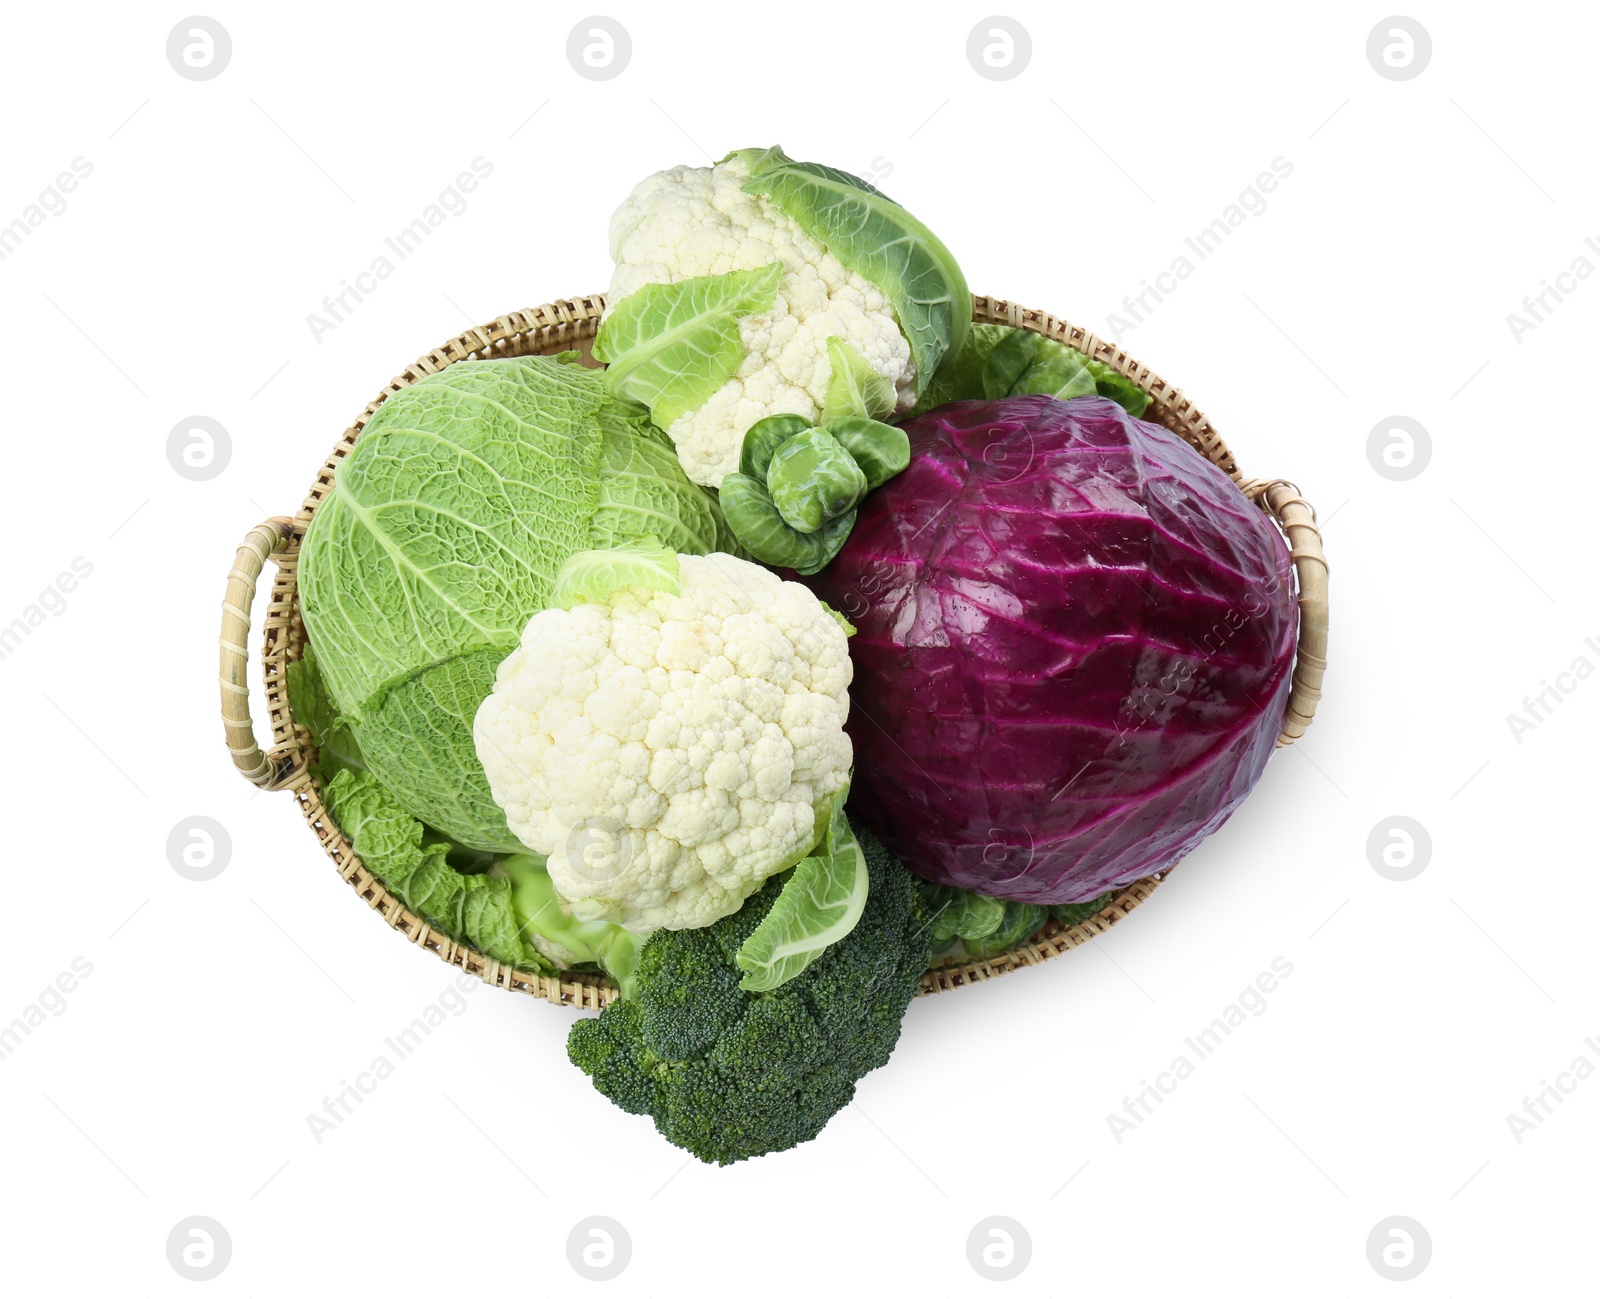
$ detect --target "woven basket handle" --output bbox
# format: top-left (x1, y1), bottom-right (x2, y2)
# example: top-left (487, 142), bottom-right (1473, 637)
top-left (221, 518), bottom-right (301, 788)
top-left (1240, 480), bottom-right (1327, 745)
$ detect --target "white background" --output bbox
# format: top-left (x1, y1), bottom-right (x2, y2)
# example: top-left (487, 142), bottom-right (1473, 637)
top-left (1, 2), bottom-right (1593, 1293)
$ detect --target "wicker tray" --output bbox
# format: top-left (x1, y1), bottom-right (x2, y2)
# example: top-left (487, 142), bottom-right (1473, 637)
top-left (219, 294), bottom-right (1328, 1009)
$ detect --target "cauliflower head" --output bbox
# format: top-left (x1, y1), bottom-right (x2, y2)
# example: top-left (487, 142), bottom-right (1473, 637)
top-left (473, 552), bottom-right (854, 932)
top-left (604, 154), bottom-right (915, 486)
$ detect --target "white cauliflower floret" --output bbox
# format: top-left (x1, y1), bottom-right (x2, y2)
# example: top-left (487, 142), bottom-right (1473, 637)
top-left (604, 155), bottom-right (915, 486)
top-left (474, 553), bottom-right (853, 932)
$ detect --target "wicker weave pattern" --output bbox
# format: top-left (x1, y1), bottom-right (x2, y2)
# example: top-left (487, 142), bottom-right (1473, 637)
top-left (223, 294), bottom-right (1327, 1009)
top-left (220, 518), bottom-right (295, 786)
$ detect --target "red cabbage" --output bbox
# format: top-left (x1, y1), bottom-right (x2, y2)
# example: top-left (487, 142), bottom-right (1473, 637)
top-left (807, 394), bottom-right (1297, 904)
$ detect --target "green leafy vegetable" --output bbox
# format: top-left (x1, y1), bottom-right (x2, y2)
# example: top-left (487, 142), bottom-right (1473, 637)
top-left (922, 883), bottom-right (1006, 946)
top-left (551, 538), bottom-right (681, 609)
top-left (593, 262), bottom-right (784, 428)
top-left (976, 329), bottom-right (1097, 404)
top-left (720, 410), bottom-right (909, 573)
top-left (718, 473), bottom-right (856, 575)
top-left (1012, 340), bottom-right (1097, 402)
top-left (909, 328), bottom-right (987, 413)
top-left (982, 326), bottom-right (1046, 398)
top-left (303, 357), bottom-right (603, 712)
top-left (285, 644), bottom-right (364, 781)
top-left (347, 650), bottom-right (513, 848)
top-left (322, 768), bottom-right (648, 989)
top-left (1079, 355), bottom-right (1150, 418)
top-left (500, 854), bottom-right (648, 998)
top-left (766, 428), bottom-right (867, 533)
top-left (323, 768), bottom-right (534, 968)
top-left (1049, 891), bottom-right (1118, 927)
top-left (735, 786), bottom-right (869, 991)
top-left (822, 335), bottom-right (896, 422)
top-left (739, 413), bottom-right (811, 480)
top-left (298, 355), bottom-right (727, 852)
top-left (730, 146), bottom-right (969, 395)
top-left (913, 324), bottom-right (1150, 418)
top-left (962, 901), bottom-right (1048, 960)
top-left (567, 814), bottom-right (931, 1164)
top-left (827, 416), bottom-right (910, 490)
top-left (587, 413), bottom-right (733, 554)
top-left (919, 880), bottom-right (1049, 964)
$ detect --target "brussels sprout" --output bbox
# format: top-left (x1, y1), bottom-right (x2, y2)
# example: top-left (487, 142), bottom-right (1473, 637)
top-left (718, 473), bottom-right (857, 575)
top-left (766, 429), bottom-right (868, 534)
top-left (961, 902), bottom-right (1049, 960)
top-left (922, 883), bottom-right (1006, 945)
top-left (740, 413), bottom-right (813, 480)
top-left (724, 408), bottom-right (911, 575)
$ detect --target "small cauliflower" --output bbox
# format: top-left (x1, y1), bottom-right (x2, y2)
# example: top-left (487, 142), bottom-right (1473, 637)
top-left (594, 146), bottom-right (969, 488)
top-left (473, 545), bottom-right (853, 932)
top-left (605, 156), bottom-right (910, 485)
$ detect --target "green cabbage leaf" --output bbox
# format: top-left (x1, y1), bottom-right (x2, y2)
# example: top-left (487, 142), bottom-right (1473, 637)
top-left (912, 323), bottom-right (1151, 418)
top-left (322, 767), bottom-right (646, 992)
top-left (729, 146), bottom-right (970, 395)
top-left (734, 785), bottom-right (869, 992)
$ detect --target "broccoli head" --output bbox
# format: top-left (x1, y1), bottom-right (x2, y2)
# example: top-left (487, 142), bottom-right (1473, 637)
top-left (566, 814), bottom-right (931, 1164)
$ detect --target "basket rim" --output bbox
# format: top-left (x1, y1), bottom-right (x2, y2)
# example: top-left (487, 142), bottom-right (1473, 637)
top-left (250, 292), bottom-right (1322, 1009)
